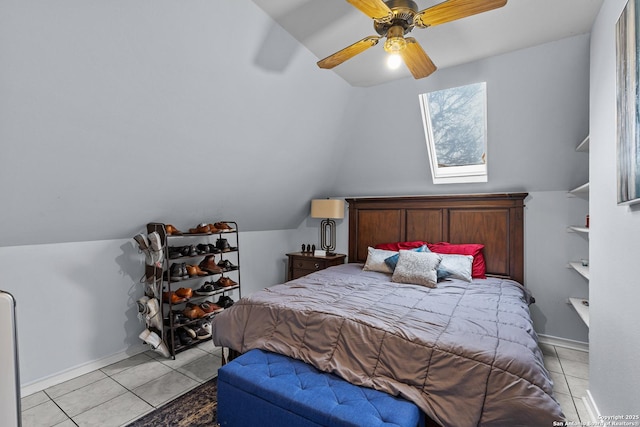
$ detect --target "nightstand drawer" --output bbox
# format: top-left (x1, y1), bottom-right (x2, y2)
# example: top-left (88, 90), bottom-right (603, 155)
top-left (286, 252), bottom-right (346, 281)
top-left (292, 259), bottom-right (326, 271)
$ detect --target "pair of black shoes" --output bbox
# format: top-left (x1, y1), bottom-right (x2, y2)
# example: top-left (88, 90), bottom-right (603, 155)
top-left (216, 238), bottom-right (237, 252)
top-left (169, 263), bottom-right (189, 280)
top-left (196, 243), bottom-right (222, 255)
top-left (216, 295), bottom-right (234, 309)
top-left (217, 259), bottom-right (238, 271)
top-left (168, 245), bottom-right (199, 259)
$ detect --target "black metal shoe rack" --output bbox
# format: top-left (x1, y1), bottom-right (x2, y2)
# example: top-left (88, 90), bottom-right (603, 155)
top-left (145, 221), bottom-right (241, 358)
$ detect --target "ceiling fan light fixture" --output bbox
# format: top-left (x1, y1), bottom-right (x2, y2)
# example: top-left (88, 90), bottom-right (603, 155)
top-left (383, 25), bottom-right (407, 53)
top-left (383, 36), bottom-right (406, 53)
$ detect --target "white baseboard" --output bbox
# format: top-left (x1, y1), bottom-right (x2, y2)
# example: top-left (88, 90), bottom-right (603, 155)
top-left (583, 391), bottom-right (601, 422)
top-left (537, 334), bottom-right (589, 352)
top-left (20, 344), bottom-right (148, 397)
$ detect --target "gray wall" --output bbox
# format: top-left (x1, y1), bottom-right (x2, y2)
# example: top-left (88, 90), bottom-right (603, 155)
top-left (589, 0), bottom-right (640, 415)
top-left (1, 0), bottom-right (594, 391)
top-left (329, 34), bottom-right (591, 343)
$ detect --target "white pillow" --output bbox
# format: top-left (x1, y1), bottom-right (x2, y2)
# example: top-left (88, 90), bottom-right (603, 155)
top-left (391, 250), bottom-right (442, 288)
top-left (438, 254), bottom-right (474, 282)
top-left (363, 247), bottom-right (397, 273)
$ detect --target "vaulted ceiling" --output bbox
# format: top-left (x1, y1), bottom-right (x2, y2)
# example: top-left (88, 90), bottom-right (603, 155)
top-left (1, 0), bottom-right (594, 246)
top-left (251, 0), bottom-right (604, 87)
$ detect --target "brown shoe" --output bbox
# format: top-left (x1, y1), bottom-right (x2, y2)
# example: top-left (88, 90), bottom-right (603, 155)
top-left (163, 291), bottom-right (185, 304)
top-left (165, 224), bottom-right (182, 235)
top-left (214, 222), bottom-right (233, 231)
top-left (175, 287), bottom-right (193, 299)
top-left (184, 303), bottom-right (205, 319)
top-left (216, 276), bottom-right (237, 288)
top-left (199, 255), bottom-right (222, 274)
top-left (199, 302), bottom-right (223, 315)
top-left (186, 264), bottom-right (209, 277)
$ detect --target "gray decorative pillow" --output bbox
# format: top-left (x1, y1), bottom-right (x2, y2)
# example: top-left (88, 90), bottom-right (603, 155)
top-left (363, 247), bottom-right (397, 273)
top-left (391, 250), bottom-right (442, 288)
top-left (438, 254), bottom-right (474, 282)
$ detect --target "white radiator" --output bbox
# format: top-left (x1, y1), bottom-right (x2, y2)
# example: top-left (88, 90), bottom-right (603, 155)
top-left (0, 290), bottom-right (21, 427)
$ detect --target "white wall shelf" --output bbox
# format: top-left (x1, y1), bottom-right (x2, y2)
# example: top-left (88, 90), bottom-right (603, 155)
top-left (567, 135), bottom-right (589, 330)
top-left (568, 262), bottom-right (590, 280)
top-left (569, 297), bottom-right (590, 327)
top-left (567, 226), bottom-right (589, 234)
top-left (568, 182), bottom-right (590, 199)
top-left (576, 135), bottom-right (590, 152)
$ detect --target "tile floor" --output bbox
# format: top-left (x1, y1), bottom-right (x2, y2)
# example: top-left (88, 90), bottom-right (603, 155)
top-left (540, 342), bottom-right (592, 424)
top-left (20, 341), bottom-right (223, 427)
top-left (21, 342), bottom-right (589, 427)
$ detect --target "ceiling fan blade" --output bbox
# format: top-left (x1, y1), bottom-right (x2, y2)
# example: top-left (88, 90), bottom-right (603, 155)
top-left (346, 0), bottom-right (393, 21)
top-left (400, 38), bottom-right (437, 79)
top-left (414, 0), bottom-right (507, 28)
top-left (317, 36), bottom-right (381, 69)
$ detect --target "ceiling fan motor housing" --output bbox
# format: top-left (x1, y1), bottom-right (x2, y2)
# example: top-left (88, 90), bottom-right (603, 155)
top-left (374, 0), bottom-right (419, 36)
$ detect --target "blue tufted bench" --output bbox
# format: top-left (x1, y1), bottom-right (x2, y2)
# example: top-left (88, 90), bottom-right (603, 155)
top-left (217, 349), bottom-right (425, 427)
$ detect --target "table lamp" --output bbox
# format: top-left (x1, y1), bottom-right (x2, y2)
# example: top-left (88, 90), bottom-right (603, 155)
top-left (310, 199), bottom-right (344, 256)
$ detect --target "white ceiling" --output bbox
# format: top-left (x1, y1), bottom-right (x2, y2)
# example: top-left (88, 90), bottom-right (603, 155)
top-left (251, 0), bottom-right (604, 87)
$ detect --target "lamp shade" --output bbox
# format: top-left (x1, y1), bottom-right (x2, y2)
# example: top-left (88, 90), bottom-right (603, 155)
top-left (310, 199), bottom-right (345, 219)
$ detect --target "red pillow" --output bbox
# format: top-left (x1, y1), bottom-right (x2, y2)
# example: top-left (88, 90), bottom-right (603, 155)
top-left (374, 241), bottom-right (426, 251)
top-left (427, 242), bottom-right (486, 279)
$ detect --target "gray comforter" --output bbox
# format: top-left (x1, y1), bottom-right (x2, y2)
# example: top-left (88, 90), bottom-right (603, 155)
top-left (212, 263), bottom-right (564, 427)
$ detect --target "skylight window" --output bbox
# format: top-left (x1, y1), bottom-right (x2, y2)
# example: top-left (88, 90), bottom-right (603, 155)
top-left (419, 82), bottom-right (488, 184)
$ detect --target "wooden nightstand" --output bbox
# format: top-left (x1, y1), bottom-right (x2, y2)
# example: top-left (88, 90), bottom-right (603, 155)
top-left (286, 252), bottom-right (346, 280)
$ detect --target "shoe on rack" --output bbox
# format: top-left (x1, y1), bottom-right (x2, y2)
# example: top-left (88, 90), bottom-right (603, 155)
top-left (147, 232), bottom-right (163, 251)
top-left (186, 264), bottom-right (209, 277)
top-left (200, 301), bottom-right (224, 315)
top-left (217, 259), bottom-right (238, 271)
top-left (163, 291), bottom-right (186, 305)
top-left (216, 277), bottom-right (237, 288)
top-left (168, 246), bottom-right (183, 259)
top-left (166, 311), bottom-right (187, 327)
top-left (194, 320), bottom-right (212, 340)
top-left (175, 287), bottom-right (193, 299)
top-left (195, 282), bottom-right (217, 296)
top-left (176, 328), bottom-right (194, 345)
top-left (214, 222), bottom-right (234, 232)
top-left (165, 224), bottom-right (182, 235)
top-left (216, 295), bottom-right (235, 308)
top-left (182, 325), bottom-right (197, 339)
top-left (199, 256), bottom-right (222, 274)
top-left (216, 238), bottom-right (231, 252)
top-left (139, 329), bottom-right (170, 358)
top-left (189, 223), bottom-right (213, 234)
top-left (138, 297), bottom-right (163, 331)
top-left (184, 303), bottom-right (206, 320)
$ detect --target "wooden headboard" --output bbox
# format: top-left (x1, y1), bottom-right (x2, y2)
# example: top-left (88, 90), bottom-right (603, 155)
top-left (346, 193), bottom-right (528, 284)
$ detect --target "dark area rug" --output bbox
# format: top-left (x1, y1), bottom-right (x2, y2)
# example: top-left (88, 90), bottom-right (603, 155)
top-left (127, 376), bottom-right (218, 427)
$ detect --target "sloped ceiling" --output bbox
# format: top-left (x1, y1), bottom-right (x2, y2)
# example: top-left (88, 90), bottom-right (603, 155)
top-left (0, 0), bottom-right (357, 246)
top-left (1, 0), bottom-right (594, 246)
top-left (252, 0), bottom-right (604, 87)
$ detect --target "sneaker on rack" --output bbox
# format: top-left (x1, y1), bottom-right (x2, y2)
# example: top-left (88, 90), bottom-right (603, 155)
top-left (137, 296), bottom-right (163, 331)
top-left (133, 234), bottom-right (153, 265)
top-left (194, 320), bottom-right (212, 340)
top-left (147, 232), bottom-right (164, 266)
top-left (195, 282), bottom-right (217, 296)
top-left (139, 328), bottom-right (170, 358)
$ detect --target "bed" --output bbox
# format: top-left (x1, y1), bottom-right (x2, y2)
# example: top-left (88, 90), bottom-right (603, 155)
top-left (212, 193), bottom-right (565, 427)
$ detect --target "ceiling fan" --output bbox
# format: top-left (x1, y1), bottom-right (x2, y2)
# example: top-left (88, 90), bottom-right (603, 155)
top-left (317, 0), bottom-right (508, 79)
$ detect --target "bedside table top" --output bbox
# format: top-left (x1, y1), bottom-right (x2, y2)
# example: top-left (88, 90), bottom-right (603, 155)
top-left (286, 252), bottom-right (346, 260)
